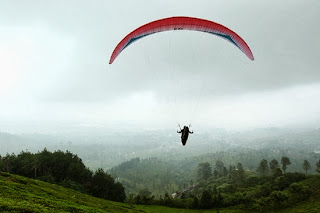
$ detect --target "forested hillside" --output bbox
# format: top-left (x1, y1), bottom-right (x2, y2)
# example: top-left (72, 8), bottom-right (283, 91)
top-left (1, 171), bottom-right (320, 212)
top-left (2, 129), bottom-right (320, 211)
top-left (0, 149), bottom-right (126, 202)
top-left (111, 147), bottom-right (320, 196)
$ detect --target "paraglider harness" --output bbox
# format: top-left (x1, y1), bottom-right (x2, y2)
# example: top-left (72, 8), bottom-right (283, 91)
top-left (177, 124), bottom-right (193, 146)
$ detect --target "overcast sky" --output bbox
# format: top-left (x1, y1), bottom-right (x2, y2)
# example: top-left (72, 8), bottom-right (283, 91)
top-left (0, 0), bottom-right (320, 133)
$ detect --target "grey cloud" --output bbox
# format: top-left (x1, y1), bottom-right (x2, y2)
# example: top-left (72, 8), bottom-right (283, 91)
top-left (1, 0), bottom-right (320, 131)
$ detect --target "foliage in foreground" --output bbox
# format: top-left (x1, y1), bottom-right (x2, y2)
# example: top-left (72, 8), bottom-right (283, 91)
top-left (0, 172), bottom-right (245, 213)
top-left (1, 168), bottom-right (320, 212)
top-left (0, 149), bottom-right (125, 202)
top-left (0, 172), bottom-right (136, 212)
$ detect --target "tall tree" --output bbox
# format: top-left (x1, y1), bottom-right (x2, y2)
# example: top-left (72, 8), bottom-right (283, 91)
top-left (302, 160), bottom-right (311, 175)
top-left (317, 160), bottom-right (320, 173)
top-left (281, 156), bottom-right (291, 174)
top-left (273, 167), bottom-right (283, 177)
top-left (237, 163), bottom-right (245, 179)
top-left (200, 190), bottom-right (213, 209)
top-left (231, 163), bottom-right (245, 185)
top-left (12, 151), bottom-right (36, 178)
top-left (197, 162), bottom-right (212, 181)
top-left (0, 153), bottom-right (16, 173)
top-left (237, 163), bottom-right (244, 172)
top-left (192, 196), bottom-right (199, 209)
top-left (257, 159), bottom-right (269, 177)
top-left (213, 169), bottom-right (218, 178)
top-left (223, 166), bottom-right (228, 177)
top-left (229, 165), bottom-right (235, 174)
top-left (269, 159), bottom-right (279, 175)
top-left (215, 160), bottom-right (225, 177)
top-left (90, 168), bottom-right (126, 202)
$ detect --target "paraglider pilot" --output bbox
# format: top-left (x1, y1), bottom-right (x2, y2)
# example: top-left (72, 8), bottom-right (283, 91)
top-left (177, 125), bottom-right (193, 146)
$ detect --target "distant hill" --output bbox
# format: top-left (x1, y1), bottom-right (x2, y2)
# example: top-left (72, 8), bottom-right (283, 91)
top-left (2, 127), bottom-right (320, 171)
top-left (110, 148), bottom-right (320, 196)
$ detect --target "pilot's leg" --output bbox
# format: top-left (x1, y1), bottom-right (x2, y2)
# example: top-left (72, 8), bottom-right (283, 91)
top-left (182, 139), bottom-right (186, 146)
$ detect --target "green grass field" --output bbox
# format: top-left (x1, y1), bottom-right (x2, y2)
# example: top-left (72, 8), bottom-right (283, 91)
top-left (1, 172), bottom-right (320, 212)
top-left (0, 171), bottom-right (142, 212)
top-left (0, 172), bottom-right (238, 212)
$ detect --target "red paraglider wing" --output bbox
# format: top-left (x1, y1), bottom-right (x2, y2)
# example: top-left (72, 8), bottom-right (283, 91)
top-left (109, 16), bottom-right (254, 64)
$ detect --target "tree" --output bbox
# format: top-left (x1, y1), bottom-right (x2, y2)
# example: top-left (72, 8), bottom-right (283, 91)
top-left (273, 167), bottom-right (283, 177)
top-left (237, 163), bottom-right (244, 172)
top-left (192, 196), bottom-right (199, 209)
top-left (231, 163), bottom-right (245, 185)
top-left (197, 162), bottom-right (212, 181)
top-left (200, 190), bottom-right (212, 209)
top-left (139, 189), bottom-right (153, 204)
top-left (0, 153), bottom-right (16, 173)
top-left (237, 163), bottom-right (245, 179)
top-left (90, 168), bottom-right (114, 199)
top-left (163, 193), bottom-right (171, 206)
top-left (0, 149), bottom-right (124, 202)
top-left (269, 159), bottom-right (279, 175)
top-left (215, 160), bottom-right (224, 177)
top-left (222, 166), bottom-right (228, 177)
top-left (135, 195), bottom-right (141, 204)
top-left (229, 165), bottom-right (235, 174)
top-left (213, 191), bottom-right (223, 208)
top-left (90, 168), bottom-right (126, 202)
top-left (302, 160), bottom-right (311, 175)
top-left (213, 169), bottom-right (218, 178)
top-left (12, 151), bottom-right (37, 178)
top-left (281, 156), bottom-right (291, 174)
top-left (127, 194), bottom-right (135, 205)
top-left (316, 160), bottom-right (320, 173)
top-left (269, 191), bottom-right (288, 208)
top-left (257, 159), bottom-right (269, 177)
top-left (112, 182), bottom-right (126, 202)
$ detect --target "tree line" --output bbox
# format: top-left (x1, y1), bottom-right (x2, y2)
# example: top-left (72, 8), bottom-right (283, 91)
top-left (124, 157), bottom-right (320, 210)
top-left (0, 149), bottom-right (126, 202)
top-left (256, 157), bottom-right (319, 177)
top-left (197, 156), bottom-right (320, 182)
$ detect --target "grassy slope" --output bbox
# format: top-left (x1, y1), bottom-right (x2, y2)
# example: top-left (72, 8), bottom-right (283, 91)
top-left (1, 172), bottom-right (320, 213)
top-left (0, 172), bottom-right (141, 213)
top-left (0, 172), bottom-right (235, 213)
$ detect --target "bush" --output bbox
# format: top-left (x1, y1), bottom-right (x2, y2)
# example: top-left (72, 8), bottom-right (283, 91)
top-left (217, 183), bottom-right (235, 193)
top-left (289, 183), bottom-right (303, 193)
top-left (222, 193), bottom-right (244, 206)
top-left (274, 173), bottom-right (305, 190)
top-left (288, 182), bottom-right (311, 203)
top-left (269, 191), bottom-right (288, 207)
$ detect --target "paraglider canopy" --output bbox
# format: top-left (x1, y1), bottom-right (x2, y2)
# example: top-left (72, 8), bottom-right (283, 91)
top-left (109, 16), bottom-right (254, 64)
